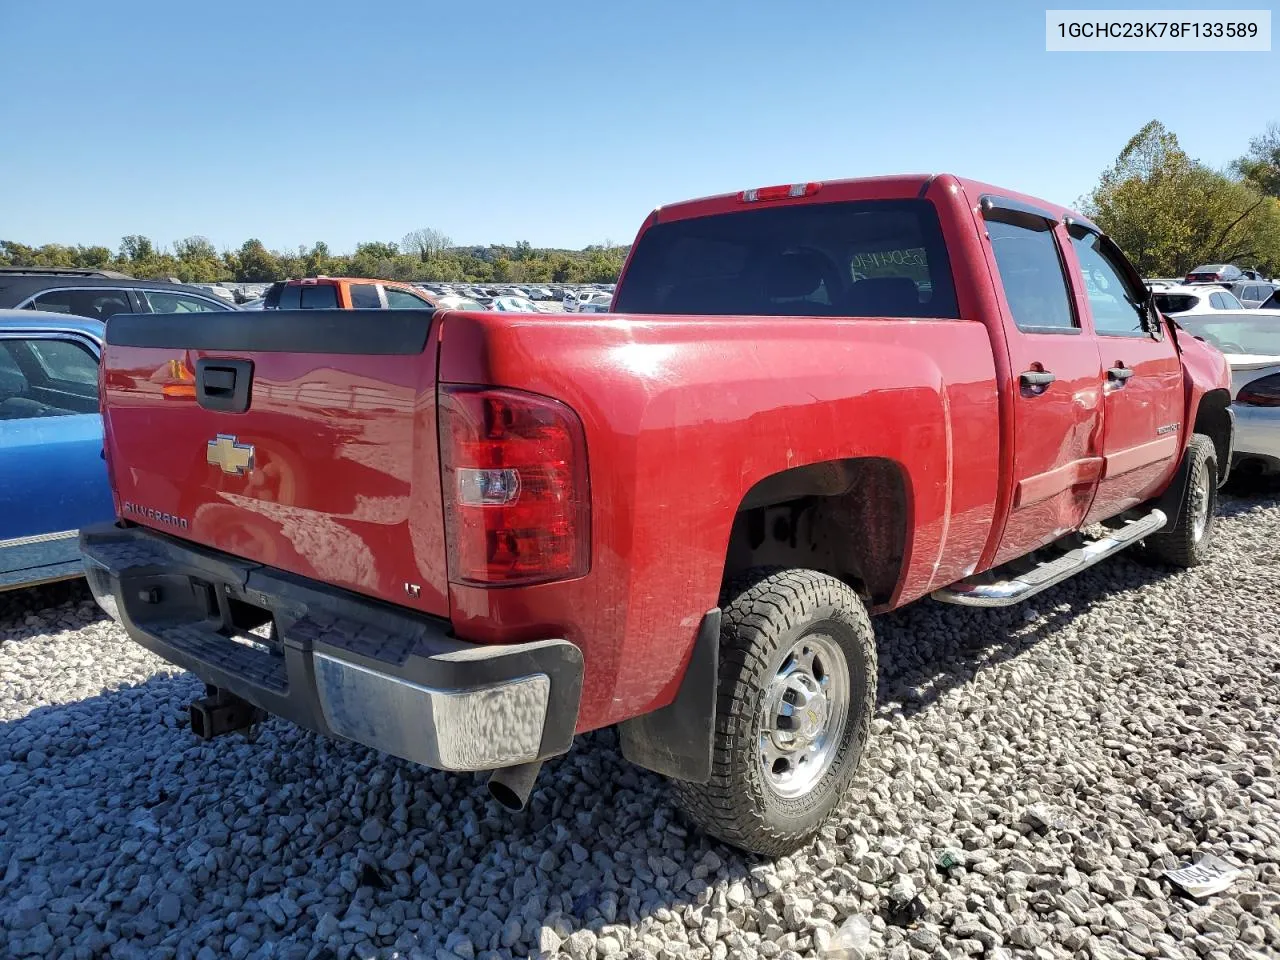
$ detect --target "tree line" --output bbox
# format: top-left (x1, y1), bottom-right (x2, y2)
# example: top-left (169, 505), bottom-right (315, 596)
top-left (1082, 120), bottom-right (1280, 276)
top-left (4, 119), bottom-right (1279, 283)
top-left (0, 229), bottom-right (628, 286)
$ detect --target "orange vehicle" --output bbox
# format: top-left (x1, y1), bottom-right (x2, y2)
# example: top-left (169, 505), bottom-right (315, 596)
top-left (262, 277), bottom-right (483, 311)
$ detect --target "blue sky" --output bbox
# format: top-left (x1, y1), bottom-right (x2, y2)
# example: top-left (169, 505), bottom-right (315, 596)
top-left (2, 0), bottom-right (1275, 252)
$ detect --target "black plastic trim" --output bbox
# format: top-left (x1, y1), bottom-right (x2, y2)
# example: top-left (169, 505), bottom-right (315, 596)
top-left (105, 309), bottom-right (434, 355)
top-left (916, 174), bottom-right (938, 198)
top-left (980, 194), bottom-right (1059, 225)
top-left (80, 523), bottom-right (583, 763)
top-left (196, 358), bottom-right (253, 412)
top-left (618, 608), bottom-right (720, 783)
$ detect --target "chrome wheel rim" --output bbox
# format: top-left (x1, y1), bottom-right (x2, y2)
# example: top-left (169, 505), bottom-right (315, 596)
top-left (758, 633), bottom-right (849, 799)
top-left (1190, 459), bottom-right (1211, 543)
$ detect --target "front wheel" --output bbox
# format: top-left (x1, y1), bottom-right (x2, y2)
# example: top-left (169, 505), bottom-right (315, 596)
top-left (1141, 434), bottom-right (1218, 568)
top-left (673, 568), bottom-right (877, 856)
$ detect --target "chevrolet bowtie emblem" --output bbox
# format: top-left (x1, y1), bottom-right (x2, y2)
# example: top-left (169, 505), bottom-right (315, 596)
top-left (207, 434), bottom-right (255, 476)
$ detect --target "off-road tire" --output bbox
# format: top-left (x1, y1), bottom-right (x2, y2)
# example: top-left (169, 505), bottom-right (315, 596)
top-left (1141, 434), bottom-right (1218, 568)
top-left (673, 567), bottom-right (877, 856)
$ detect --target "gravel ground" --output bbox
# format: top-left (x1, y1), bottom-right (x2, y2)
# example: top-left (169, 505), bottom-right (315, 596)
top-left (1, 494), bottom-right (1278, 960)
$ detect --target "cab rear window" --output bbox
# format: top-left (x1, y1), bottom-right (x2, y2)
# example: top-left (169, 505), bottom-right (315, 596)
top-left (1153, 293), bottom-right (1198, 314)
top-left (299, 284), bottom-right (338, 309)
top-left (614, 199), bottom-right (958, 318)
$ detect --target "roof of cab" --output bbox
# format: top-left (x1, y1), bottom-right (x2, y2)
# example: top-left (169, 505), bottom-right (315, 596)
top-left (650, 173), bottom-right (1094, 231)
top-left (0, 308), bottom-right (105, 339)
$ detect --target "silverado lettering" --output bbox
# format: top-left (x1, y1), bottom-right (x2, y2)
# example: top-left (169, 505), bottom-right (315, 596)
top-left (82, 174), bottom-right (1233, 855)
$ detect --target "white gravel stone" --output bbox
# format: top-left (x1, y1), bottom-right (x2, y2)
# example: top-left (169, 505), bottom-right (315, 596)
top-left (1, 492), bottom-right (1279, 958)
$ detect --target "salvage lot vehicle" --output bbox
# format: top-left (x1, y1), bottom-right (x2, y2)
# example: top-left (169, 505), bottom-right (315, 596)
top-left (82, 173), bottom-right (1232, 855)
top-left (1153, 283), bottom-right (1252, 315)
top-left (0, 268), bottom-right (235, 318)
top-left (0, 311), bottom-right (113, 590)
top-left (1177, 313), bottom-right (1280, 479)
top-left (262, 276), bottom-right (436, 310)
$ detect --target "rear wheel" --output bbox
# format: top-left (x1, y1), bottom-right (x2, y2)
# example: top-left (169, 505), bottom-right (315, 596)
top-left (1141, 434), bottom-right (1218, 567)
top-left (673, 568), bottom-right (876, 856)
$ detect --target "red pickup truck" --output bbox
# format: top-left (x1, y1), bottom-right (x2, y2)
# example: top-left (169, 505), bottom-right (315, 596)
top-left (82, 174), bottom-right (1232, 855)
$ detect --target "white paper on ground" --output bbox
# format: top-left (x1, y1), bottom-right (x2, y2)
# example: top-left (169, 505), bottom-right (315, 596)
top-left (1165, 854), bottom-right (1243, 898)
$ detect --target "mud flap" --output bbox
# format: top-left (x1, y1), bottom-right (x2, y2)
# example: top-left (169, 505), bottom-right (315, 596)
top-left (618, 609), bottom-right (720, 783)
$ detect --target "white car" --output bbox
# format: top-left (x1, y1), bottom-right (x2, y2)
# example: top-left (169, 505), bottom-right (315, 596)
top-left (490, 296), bottom-right (542, 313)
top-left (1152, 284), bottom-right (1251, 316)
top-left (1175, 313), bottom-right (1280, 479)
top-left (432, 294), bottom-right (487, 312)
top-left (577, 293), bottom-right (613, 314)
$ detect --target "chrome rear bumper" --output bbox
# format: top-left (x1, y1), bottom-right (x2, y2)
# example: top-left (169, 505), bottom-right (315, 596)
top-left (81, 524), bottom-right (582, 771)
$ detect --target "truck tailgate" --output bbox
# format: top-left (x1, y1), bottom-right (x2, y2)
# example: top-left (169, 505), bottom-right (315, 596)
top-left (100, 310), bottom-right (449, 617)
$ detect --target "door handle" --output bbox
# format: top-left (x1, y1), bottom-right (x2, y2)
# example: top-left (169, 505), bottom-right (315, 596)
top-left (1019, 370), bottom-right (1056, 389)
top-left (196, 359), bottom-right (254, 412)
top-left (1107, 365), bottom-right (1134, 383)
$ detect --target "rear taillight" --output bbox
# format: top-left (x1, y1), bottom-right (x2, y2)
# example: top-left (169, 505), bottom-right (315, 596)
top-left (439, 385), bottom-right (589, 586)
top-left (738, 182), bottom-right (821, 202)
top-left (1238, 373), bottom-right (1280, 407)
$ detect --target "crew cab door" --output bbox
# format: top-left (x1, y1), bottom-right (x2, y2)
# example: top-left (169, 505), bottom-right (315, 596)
top-left (1065, 226), bottom-right (1183, 521)
top-left (981, 201), bottom-right (1105, 566)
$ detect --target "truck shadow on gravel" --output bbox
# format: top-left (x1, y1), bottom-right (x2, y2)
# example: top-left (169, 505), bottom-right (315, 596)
top-left (0, 495), bottom-right (1272, 957)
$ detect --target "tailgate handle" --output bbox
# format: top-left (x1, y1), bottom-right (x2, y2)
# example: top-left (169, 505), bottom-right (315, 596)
top-left (196, 359), bottom-right (254, 413)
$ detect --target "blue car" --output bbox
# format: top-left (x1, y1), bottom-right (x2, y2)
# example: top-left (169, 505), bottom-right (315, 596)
top-left (0, 310), bottom-right (113, 590)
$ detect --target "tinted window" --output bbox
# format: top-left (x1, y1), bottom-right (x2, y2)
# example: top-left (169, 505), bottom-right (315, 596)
top-left (1153, 293), bottom-right (1198, 313)
top-left (0, 338), bottom-right (99, 420)
top-left (1068, 230), bottom-right (1146, 336)
top-left (613, 199), bottom-right (958, 318)
top-left (277, 285), bottom-right (302, 309)
top-left (299, 284), bottom-right (338, 309)
top-left (145, 290), bottom-right (227, 313)
top-left (385, 287), bottom-right (431, 309)
top-left (350, 283), bottom-right (382, 308)
top-left (28, 289), bottom-right (132, 320)
top-left (985, 216), bottom-right (1076, 331)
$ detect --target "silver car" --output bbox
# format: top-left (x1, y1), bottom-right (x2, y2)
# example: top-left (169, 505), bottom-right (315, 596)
top-left (1175, 313), bottom-right (1280, 478)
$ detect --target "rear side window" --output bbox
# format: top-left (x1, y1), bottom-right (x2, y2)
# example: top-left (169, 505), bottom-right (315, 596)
top-left (277, 285), bottom-right (302, 309)
top-left (984, 217), bottom-right (1076, 331)
top-left (613, 199), bottom-right (958, 318)
top-left (299, 284), bottom-right (338, 309)
top-left (1153, 293), bottom-right (1198, 313)
top-left (145, 290), bottom-right (227, 313)
top-left (27, 288), bottom-right (132, 320)
top-left (385, 287), bottom-right (432, 308)
top-left (350, 283), bottom-right (382, 308)
top-left (1218, 291), bottom-right (1243, 310)
top-left (0, 337), bottom-right (99, 419)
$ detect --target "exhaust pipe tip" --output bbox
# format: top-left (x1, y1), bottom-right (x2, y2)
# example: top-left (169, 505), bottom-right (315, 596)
top-left (486, 760), bottom-right (544, 811)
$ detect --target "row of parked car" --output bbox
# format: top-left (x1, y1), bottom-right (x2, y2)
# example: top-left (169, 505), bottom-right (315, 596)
top-left (1144, 266), bottom-right (1280, 482)
top-left (1147, 263), bottom-right (1280, 309)
top-left (5, 254), bottom-right (1280, 593)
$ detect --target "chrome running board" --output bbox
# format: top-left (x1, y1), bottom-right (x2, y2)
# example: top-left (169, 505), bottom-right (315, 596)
top-left (932, 509), bottom-right (1167, 608)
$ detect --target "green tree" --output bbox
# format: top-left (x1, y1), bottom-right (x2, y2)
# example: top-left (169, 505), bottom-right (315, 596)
top-left (236, 239), bottom-right (282, 282)
top-left (76, 245), bottom-right (113, 268)
top-left (1083, 120), bottom-right (1280, 276)
top-left (1235, 123), bottom-right (1280, 199)
top-left (119, 235), bottom-right (156, 263)
top-left (401, 228), bottom-right (451, 263)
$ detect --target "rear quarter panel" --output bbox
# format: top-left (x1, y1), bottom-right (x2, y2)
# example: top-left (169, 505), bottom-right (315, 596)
top-left (438, 312), bottom-right (999, 731)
